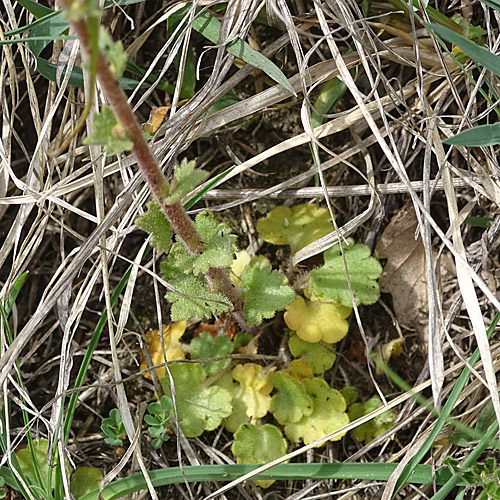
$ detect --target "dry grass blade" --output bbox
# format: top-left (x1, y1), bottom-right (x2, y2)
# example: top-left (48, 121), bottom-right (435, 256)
top-left (2, 0), bottom-right (500, 499)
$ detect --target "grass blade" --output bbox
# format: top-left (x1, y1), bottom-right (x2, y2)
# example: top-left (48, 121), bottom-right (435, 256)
top-left (0, 36), bottom-right (75, 45)
top-left (478, 0), bottom-right (500, 11)
top-left (191, 10), bottom-right (294, 94)
top-left (4, 272), bottom-right (29, 317)
top-left (78, 463), bottom-right (463, 500)
top-left (391, 312), bottom-right (500, 496)
top-left (430, 416), bottom-right (499, 499)
top-left (15, 0), bottom-right (52, 18)
top-left (185, 165), bottom-right (236, 210)
top-left (443, 123), bottom-right (500, 146)
top-left (428, 23), bottom-right (500, 76)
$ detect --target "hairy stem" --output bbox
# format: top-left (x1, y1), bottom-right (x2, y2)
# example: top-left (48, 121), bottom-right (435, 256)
top-left (62, 3), bottom-right (247, 324)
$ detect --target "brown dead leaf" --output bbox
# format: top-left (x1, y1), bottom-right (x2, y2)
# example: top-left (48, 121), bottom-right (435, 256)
top-left (195, 313), bottom-right (238, 339)
top-left (375, 204), bottom-right (428, 334)
top-left (142, 106), bottom-right (171, 134)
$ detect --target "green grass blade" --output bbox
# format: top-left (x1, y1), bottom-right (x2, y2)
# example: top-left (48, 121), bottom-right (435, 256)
top-left (191, 10), bottom-right (294, 94)
top-left (443, 123), bottom-right (500, 146)
top-left (428, 23), bottom-right (500, 76)
top-left (4, 10), bottom-right (61, 37)
top-left (392, 312), bottom-right (500, 495)
top-left (4, 272), bottom-right (29, 316)
top-left (63, 262), bottom-right (137, 443)
top-left (15, 0), bottom-right (53, 18)
top-left (64, 165), bottom-right (234, 441)
top-left (478, 0), bottom-right (500, 11)
top-left (184, 165), bottom-right (236, 210)
top-left (311, 77), bottom-right (348, 128)
top-left (79, 463), bottom-right (463, 500)
top-left (0, 36), bottom-right (75, 45)
top-left (430, 416), bottom-right (499, 500)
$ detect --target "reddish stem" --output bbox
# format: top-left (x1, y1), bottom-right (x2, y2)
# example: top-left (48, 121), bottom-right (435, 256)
top-left (62, 5), bottom-right (248, 325)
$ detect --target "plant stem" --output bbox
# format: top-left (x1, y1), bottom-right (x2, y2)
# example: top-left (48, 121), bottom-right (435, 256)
top-left (163, 202), bottom-right (204, 254)
top-left (64, 11), bottom-right (169, 201)
top-left (61, 2), bottom-right (247, 325)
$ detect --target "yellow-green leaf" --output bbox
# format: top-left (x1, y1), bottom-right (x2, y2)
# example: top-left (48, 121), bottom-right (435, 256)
top-left (257, 204), bottom-right (334, 254)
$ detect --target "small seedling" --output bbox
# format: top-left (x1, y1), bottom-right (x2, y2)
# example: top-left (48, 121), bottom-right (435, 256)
top-left (144, 396), bottom-right (174, 448)
top-left (445, 457), bottom-right (500, 499)
top-left (101, 409), bottom-right (126, 446)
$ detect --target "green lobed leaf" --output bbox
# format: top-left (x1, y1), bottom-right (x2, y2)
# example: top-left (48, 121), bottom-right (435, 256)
top-left (348, 397), bottom-right (396, 444)
top-left (269, 371), bottom-right (313, 425)
top-left (233, 331), bottom-right (252, 351)
top-left (165, 159), bottom-right (208, 205)
top-left (165, 211), bottom-right (237, 277)
top-left (284, 378), bottom-right (349, 445)
top-left (160, 363), bottom-right (232, 438)
top-left (288, 334), bottom-right (336, 374)
top-left (232, 424), bottom-right (287, 488)
top-left (340, 386), bottom-right (359, 407)
top-left (220, 364), bottom-right (274, 432)
top-left (135, 201), bottom-right (171, 253)
top-left (192, 211), bottom-right (237, 274)
top-left (309, 240), bottom-right (382, 307)
top-left (83, 106), bottom-right (133, 156)
top-left (241, 257), bottom-right (295, 326)
top-left (232, 423), bottom-right (287, 463)
top-left (215, 372), bottom-right (250, 433)
top-left (162, 263), bottom-right (232, 321)
top-left (70, 468), bottom-right (104, 500)
top-left (98, 27), bottom-right (127, 78)
top-left (284, 296), bottom-right (350, 344)
top-left (256, 204), bottom-right (334, 254)
top-left (165, 242), bottom-right (196, 273)
top-left (191, 332), bottom-right (233, 375)
top-left (443, 123), bottom-right (500, 147)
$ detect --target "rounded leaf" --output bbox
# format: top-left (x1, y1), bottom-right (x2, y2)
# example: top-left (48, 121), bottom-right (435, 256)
top-left (270, 371), bottom-right (313, 425)
top-left (161, 363), bottom-right (232, 437)
top-left (232, 424), bottom-right (287, 488)
top-left (257, 204), bottom-right (334, 253)
top-left (288, 333), bottom-right (336, 374)
top-left (284, 378), bottom-right (349, 445)
top-left (241, 258), bottom-right (295, 326)
top-left (348, 397), bottom-right (396, 444)
top-left (284, 296), bottom-right (350, 344)
top-left (309, 241), bottom-right (382, 306)
top-left (70, 467), bottom-right (103, 499)
top-left (191, 332), bottom-right (233, 375)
